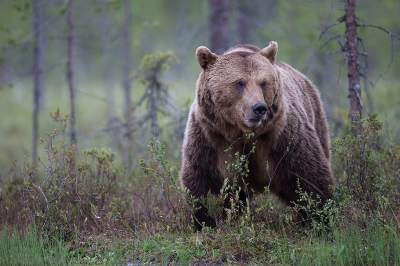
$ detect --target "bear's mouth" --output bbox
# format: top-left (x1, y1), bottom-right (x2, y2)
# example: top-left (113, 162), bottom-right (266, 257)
top-left (246, 118), bottom-right (261, 123)
top-left (243, 113), bottom-right (262, 128)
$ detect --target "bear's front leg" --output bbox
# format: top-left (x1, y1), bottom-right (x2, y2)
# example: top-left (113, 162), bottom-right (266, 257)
top-left (179, 119), bottom-right (223, 230)
top-left (271, 132), bottom-right (335, 225)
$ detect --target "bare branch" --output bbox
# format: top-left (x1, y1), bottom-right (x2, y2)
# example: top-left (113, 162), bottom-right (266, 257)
top-left (356, 23), bottom-right (400, 87)
top-left (319, 35), bottom-right (339, 51)
top-left (319, 15), bottom-right (345, 40)
top-left (327, 48), bottom-right (345, 56)
top-left (319, 35), bottom-right (346, 55)
top-left (31, 183), bottom-right (49, 235)
top-left (357, 22), bottom-right (400, 41)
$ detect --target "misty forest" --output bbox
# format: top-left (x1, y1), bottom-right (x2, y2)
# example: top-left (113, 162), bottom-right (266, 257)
top-left (0, 0), bottom-right (400, 265)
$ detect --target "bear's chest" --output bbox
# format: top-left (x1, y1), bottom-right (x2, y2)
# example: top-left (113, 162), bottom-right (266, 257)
top-left (216, 141), bottom-right (276, 192)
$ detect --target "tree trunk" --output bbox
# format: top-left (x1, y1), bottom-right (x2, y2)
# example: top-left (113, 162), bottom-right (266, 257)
top-left (345, 0), bottom-right (363, 132)
top-left (32, 0), bottom-right (45, 165)
top-left (209, 0), bottom-right (230, 54)
top-left (122, 0), bottom-right (133, 170)
top-left (148, 74), bottom-right (159, 143)
top-left (67, 0), bottom-right (77, 145)
top-left (101, 11), bottom-right (115, 120)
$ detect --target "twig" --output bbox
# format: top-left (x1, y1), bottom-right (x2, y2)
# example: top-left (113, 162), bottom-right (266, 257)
top-left (357, 23), bottom-right (400, 41)
top-left (31, 183), bottom-right (49, 235)
top-left (319, 15), bottom-right (345, 40)
top-left (356, 22), bottom-right (400, 86)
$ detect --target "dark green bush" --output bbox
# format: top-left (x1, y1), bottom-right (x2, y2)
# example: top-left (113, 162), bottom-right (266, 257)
top-left (331, 113), bottom-right (400, 227)
top-left (1, 109), bottom-right (129, 240)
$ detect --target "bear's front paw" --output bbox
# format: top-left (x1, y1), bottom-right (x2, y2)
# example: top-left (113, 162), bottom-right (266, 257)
top-left (194, 204), bottom-right (216, 231)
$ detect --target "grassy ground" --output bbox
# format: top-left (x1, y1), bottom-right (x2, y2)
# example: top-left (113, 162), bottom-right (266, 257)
top-left (1, 216), bottom-right (399, 265)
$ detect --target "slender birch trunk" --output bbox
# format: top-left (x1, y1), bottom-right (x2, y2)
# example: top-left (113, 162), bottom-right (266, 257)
top-left (122, 0), bottom-right (133, 170)
top-left (32, 0), bottom-right (45, 165)
top-left (67, 0), bottom-right (77, 145)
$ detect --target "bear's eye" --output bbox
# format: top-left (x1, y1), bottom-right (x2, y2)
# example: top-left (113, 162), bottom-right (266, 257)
top-left (236, 81), bottom-right (245, 90)
top-left (260, 81), bottom-right (267, 90)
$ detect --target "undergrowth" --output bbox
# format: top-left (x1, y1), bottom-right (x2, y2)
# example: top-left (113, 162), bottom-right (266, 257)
top-left (0, 112), bottom-right (399, 265)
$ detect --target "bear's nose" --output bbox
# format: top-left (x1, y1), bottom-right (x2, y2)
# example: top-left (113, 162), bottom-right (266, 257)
top-left (252, 103), bottom-right (268, 117)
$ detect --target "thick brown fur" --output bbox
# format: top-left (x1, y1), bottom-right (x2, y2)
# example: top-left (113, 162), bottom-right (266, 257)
top-left (180, 42), bottom-right (335, 230)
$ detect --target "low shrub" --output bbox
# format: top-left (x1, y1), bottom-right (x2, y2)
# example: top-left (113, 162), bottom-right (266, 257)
top-left (0, 112), bottom-right (399, 265)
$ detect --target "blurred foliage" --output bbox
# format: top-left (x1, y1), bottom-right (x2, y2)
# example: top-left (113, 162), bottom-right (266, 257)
top-left (138, 50), bottom-right (178, 77)
top-left (0, 0), bottom-right (399, 168)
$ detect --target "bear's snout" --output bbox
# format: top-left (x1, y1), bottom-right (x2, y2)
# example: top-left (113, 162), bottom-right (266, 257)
top-left (242, 102), bottom-right (268, 128)
top-left (252, 103), bottom-right (268, 118)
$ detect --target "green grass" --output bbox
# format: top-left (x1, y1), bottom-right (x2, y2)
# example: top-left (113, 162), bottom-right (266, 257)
top-left (283, 223), bottom-right (400, 265)
top-left (0, 225), bottom-right (74, 265)
top-left (1, 220), bottom-right (399, 265)
top-left (0, 225), bottom-right (126, 265)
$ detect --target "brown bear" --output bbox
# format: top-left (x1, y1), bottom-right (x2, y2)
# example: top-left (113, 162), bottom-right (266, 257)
top-left (180, 42), bottom-right (335, 230)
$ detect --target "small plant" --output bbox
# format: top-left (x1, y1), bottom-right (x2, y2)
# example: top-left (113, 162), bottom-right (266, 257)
top-left (224, 131), bottom-right (256, 216)
top-left (291, 179), bottom-right (341, 234)
top-left (137, 136), bottom-right (193, 233)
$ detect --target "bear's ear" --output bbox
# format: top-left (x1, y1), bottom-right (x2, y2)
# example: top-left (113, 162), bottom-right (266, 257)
top-left (196, 46), bottom-right (218, 69)
top-left (260, 41), bottom-right (278, 64)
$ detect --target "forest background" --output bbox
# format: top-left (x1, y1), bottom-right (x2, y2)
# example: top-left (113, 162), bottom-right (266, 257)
top-left (1, 0), bottom-right (399, 169)
top-left (0, 0), bottom-right (399, 264)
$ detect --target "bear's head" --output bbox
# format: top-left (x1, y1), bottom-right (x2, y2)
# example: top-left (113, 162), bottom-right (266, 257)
top-left (195, 41), bottom-right (283, 139)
